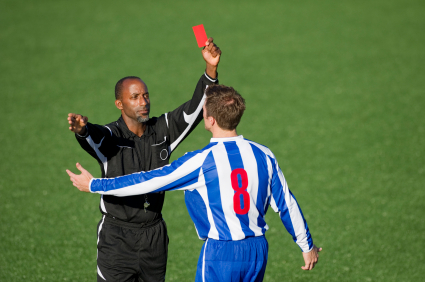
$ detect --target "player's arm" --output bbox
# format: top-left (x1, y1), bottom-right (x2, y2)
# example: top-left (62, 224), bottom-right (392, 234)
top-left (68, 113), bottom-right (118, 161)
top-left (66, 149), bottom-right (210, 195)
top-left (301, 245), bottom-right (322, 271)
top-left (165, 38), bottom-right (221, 153)
top-left (268, 158), bottom-right (322, 270)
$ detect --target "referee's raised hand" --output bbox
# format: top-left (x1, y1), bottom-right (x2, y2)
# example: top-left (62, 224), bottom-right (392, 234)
top-left (202, 37), bottom-right (221, 66)
top-left (202, 37), bottom-right (221, 79)
top-left (68, 113), bottom-right (88, 135)
top-left (66, 163), bottom-right (94, 193)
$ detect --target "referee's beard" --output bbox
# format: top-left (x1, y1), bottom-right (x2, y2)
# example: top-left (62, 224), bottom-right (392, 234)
top-left (137, 116), bottom-right (149, 123)
top-left (136, 106), bottom-right (150, 123)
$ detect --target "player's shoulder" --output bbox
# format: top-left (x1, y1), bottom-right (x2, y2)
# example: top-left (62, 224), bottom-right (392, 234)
top-left (242, 138), bottom-right (276, 159)
top-left (169, 144), bottom-right (215, 169)
top-left (186, 142), bottom-right (218, 157)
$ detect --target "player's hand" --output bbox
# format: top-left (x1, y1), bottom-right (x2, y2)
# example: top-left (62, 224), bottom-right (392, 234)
top-left (202, 37), bottom-right (221, 67)
top-left (301, 245), bottom-right (322, 271)
top-left (66, 163), bottom-right (94, 193)
top-left (68, 113), bottom-right (88, 135)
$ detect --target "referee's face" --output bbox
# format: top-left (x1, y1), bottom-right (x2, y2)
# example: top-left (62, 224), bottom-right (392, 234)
top-left (118, 79), bottom-right (150, 123)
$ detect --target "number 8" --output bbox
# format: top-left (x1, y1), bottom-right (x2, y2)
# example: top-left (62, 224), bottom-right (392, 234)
top-left (231, 168), bottom-right (250, 215)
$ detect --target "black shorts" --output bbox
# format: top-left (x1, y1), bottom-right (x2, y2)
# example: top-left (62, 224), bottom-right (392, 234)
top-left (96, 215), bottom-right (169, 282)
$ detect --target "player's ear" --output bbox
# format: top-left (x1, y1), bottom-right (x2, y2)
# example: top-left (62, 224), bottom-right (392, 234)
top-left (115, 99), bottom-right (123, 110)
top-left (209, 116), bottom-right (215, 126)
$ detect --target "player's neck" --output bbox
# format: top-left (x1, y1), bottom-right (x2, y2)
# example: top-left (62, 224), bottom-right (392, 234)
top-left (210, 127), bottom-right (238, 138)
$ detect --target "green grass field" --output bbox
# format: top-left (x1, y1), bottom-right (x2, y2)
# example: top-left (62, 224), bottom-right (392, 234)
top-left (1, 0), bottom-right (424, 281)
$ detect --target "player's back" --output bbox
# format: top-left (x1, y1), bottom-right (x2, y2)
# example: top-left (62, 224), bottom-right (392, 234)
top-left (90, 135), bottom-right (312, 250)
top-left (185, 136), bottom-right (277, 241)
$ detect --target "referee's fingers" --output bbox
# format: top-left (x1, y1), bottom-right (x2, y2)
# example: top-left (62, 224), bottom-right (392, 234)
top-left (205, 37), bottom-right (213, 46)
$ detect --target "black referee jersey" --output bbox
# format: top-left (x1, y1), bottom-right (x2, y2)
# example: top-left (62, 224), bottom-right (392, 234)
top-left (75, 73), bottom-right (218, 224)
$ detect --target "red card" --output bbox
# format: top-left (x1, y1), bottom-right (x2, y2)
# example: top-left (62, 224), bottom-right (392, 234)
top-left (192, 24), bottom-right (208, 48)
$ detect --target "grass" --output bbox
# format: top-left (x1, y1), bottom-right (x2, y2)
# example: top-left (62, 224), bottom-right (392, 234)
top-left (0, 0), bottom-right (424, 281)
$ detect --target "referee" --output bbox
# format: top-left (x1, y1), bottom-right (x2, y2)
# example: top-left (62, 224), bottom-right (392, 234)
top-left (67, 38), bottom-right (221, 282)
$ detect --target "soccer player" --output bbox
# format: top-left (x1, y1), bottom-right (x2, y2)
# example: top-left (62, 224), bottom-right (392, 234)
top-left (67, 85), bottom-right (322, 281)
top-left (67, 38), bottom-right (221, 282)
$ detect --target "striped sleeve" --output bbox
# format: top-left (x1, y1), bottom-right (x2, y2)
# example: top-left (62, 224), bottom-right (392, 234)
top-left (269, 157), bottom-right (313, 252)
top-left (89, 149), bottom-right (211, 197)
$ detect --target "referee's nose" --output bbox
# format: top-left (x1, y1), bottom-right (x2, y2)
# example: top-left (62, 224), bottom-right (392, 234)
top-left (138, 95), bottom-right (149, 107)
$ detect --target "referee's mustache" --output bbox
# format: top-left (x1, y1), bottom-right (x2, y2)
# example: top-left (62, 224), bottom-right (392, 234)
top-left (136, 106), bottom-right (150, 111)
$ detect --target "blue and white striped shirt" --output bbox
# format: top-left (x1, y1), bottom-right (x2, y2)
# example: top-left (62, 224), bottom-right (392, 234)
top-left (90, 136), bottom-right (313, 252)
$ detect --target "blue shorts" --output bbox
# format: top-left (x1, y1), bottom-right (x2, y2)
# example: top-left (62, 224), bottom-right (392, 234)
top-left (195, 236), bottom-right (268, 282)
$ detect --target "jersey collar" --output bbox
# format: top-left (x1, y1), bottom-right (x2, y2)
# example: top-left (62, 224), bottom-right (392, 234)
top-left (210, 135), bottom-right (244, 143)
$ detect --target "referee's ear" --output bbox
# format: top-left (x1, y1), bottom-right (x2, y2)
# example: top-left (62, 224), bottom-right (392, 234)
top-left (115, 99), bottom-right (123, 110)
